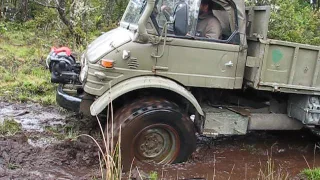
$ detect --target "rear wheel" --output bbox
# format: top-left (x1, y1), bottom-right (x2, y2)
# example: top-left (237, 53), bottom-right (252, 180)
top-left (105, 98), bottom-right (196, 170)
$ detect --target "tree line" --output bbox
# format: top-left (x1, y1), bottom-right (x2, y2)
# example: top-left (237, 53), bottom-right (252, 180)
top-left (1, 0), bottom-right (319, 46)
top-left (0, 0), bottom-right (128, 44)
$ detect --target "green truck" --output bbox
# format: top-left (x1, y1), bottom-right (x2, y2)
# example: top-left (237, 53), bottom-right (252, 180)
top-left (47, 0), bottom-right (320, 169)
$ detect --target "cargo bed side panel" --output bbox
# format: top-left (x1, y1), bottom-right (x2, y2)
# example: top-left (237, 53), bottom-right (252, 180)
top-left (245, 39), bottom-right (320, 95)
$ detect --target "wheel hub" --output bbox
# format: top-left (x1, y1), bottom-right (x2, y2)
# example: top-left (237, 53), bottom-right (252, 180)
top-left (133, 124), bottom-right (179, 164)
top-left (139, 130), bottom-right (165, 158)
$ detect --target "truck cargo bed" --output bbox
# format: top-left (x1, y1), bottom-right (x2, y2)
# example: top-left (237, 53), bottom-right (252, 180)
top-left (245, 38), bottom-right (320, 95)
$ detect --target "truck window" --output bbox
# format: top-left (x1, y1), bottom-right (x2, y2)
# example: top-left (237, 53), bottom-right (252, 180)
top-left (195, 0), bottom-right (238, 43)
top-left (152, 0), bottom-right (201, 37)
top-left (152, 0), bottom-right (239, 44)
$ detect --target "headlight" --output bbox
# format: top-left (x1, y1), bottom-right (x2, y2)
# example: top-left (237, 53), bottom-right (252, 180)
top-left (80, 54), bottom-right (85, 67)
top-left (79, 57), bottom-right (88, 83)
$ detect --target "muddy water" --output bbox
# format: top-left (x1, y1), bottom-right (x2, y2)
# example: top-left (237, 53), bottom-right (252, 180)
top-left (1, 101), bottom-right (320, 179)
top-left (0, 101), bottom-right (66, 132)
top-left (135, 131), bottom-right (320, 180)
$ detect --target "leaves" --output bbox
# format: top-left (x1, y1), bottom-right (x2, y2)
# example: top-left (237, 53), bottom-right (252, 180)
top-left (248, 0), bottom-right (320, 45)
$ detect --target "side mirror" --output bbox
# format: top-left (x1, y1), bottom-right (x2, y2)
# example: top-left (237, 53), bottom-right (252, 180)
top-left (173, 2), bottom-right (188, 36)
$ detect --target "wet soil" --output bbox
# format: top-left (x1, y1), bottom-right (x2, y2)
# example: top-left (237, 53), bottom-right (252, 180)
top-left (133, 131), bottom-right (319, 180)
top-left (1, 101), bottom-right (320, 179)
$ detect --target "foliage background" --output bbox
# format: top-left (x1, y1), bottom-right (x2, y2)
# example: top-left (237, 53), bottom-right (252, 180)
top-left (246, 0), bottom-right (320, 45)
top-left (1, 0), bottom-right (319, 47)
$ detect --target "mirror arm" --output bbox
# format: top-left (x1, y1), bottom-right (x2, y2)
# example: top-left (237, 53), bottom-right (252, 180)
top-left (151, 21), bottom-right (172, 58)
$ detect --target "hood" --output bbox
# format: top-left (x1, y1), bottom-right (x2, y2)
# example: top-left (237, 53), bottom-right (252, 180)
top-left (86, 27), bottom-right (133, 63)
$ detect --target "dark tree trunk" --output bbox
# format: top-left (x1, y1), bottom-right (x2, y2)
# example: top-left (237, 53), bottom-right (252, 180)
top-left (20, 0), bottom-right (29, 21)
top-left (56, 0), bottom-right (82, 45)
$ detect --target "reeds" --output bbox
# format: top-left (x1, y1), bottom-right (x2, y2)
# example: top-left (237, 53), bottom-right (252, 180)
top-left (77, 99), bottom-right (123, 180)
top-left (256, 144), bottom-right (289, 180)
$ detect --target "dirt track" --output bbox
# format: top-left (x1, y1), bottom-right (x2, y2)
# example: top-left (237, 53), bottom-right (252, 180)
top-left (0, 101), bottom-right (319, 179)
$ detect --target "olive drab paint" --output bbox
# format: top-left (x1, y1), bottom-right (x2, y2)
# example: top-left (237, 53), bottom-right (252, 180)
top-left (69, 0), bottom-right (320, 129)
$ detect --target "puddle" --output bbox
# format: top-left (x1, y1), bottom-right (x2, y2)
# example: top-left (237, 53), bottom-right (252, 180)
top-left (134, 130), bottom-right (320, 179)
top-left (0, 101), bottom-right (67, 132)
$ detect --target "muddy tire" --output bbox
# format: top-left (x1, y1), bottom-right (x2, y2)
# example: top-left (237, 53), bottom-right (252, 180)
top-left (105, 98), bottom-right (196, 171)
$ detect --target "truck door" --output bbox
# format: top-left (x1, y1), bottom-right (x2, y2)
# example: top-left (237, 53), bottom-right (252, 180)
top-left (156, 39), bottom-right (240, 89)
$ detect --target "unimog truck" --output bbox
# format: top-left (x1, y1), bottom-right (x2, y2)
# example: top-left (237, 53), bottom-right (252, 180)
top-left (47, 0), bottom-right (320, 169)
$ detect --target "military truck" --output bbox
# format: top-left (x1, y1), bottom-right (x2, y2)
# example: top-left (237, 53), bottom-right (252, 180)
top-left (47, 0), bottom-right (320, 169)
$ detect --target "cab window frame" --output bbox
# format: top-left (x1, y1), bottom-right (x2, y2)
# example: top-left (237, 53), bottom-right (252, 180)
top-left (150, 0), bottom-right (240, 45)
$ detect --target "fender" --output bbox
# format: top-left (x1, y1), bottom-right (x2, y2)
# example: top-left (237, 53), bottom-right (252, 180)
top-left (90, 76), bottom-right (204, 116)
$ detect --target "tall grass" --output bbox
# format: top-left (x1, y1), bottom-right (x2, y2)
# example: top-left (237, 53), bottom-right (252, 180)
top-left (256, 156), bottom-right (289, 180)
top-left (302, 143), bottom-right (320, 180)
top-left (255, 144), bottom-right (289, 180)
top-left (77, 101), bottom-right (123, 180)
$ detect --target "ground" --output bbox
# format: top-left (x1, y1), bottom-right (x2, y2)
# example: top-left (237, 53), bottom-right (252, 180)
top-left (1, 100), bottom-right (320, 180)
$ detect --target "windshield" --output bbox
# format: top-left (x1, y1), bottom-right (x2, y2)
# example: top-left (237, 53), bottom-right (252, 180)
top-left (120, 0), bottom-right (146, 29)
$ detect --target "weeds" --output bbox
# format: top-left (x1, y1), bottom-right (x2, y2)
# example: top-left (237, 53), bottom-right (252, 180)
top-left (44, 125), bottom-right (80, 141)
top-left (302, 168), bottom-right (320, 180)
top-left (0, 24), bottom-right (56, 104)
top-left (7, 163), bottom-right (20, 170)
top-left (149, 171), bottom-right (158, 180)
top-left (76, 99), bottom-right (123, 180)
top-left (301, 144), bottom-right (320, 180)
top-left (0, 118), bottom-right (22, 136)
top-left (256, 144), bottom-right (289, 180)
top-left (0, 21), bottom-right (93, 104)
top-left (257, 157), bottom-right (289, 180)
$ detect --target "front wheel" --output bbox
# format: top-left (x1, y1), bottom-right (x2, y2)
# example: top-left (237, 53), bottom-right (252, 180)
top-left (106, 98), bottom-right (196, 170)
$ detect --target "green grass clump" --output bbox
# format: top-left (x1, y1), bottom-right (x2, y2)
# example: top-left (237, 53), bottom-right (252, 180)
top-left (303, 168), bottom-right (320, 180)
top-left (149, 171), bottom-right (158, 180)
top-left (0, 119), bottom-right (22, 136)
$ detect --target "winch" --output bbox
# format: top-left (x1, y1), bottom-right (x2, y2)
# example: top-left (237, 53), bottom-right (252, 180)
top-left (46, 47), bottom-right (81, 85)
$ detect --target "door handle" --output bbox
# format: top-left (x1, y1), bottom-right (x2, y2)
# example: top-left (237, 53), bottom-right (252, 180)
top-left (225, 61), bottom-right (234, 67)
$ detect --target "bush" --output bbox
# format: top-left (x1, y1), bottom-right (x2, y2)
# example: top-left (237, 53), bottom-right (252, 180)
top-left (269, 0), bottom-right (320, 45)
top-left (247, 0), bottom-right (320, 45)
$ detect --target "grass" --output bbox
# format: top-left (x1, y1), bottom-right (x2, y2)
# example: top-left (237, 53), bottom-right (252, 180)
top-left (44, 125), bottom-right (80, 141)
top-left (149, 171), bottom-right (158, 180)
top-left (256, 157), bottom-right (289, 180)
top-left (302, 168), bottom-right (320, 180)
top-left (7, 163), bottom-right (20, 170)
top-left (0, 22), bottom-right (57, 104)
top-left (77, 101), bottom-right (123, 180)
top-left (301, 144), bottom-right (320, 180)
top-left (0, 21), bottom-right (99, 104)
top-left (0, 118), bottom-right (22, 136)
top-left (255, 144), bottom-right (290, 180)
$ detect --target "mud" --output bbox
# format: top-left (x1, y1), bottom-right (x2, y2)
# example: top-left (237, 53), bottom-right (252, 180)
top-left (0, 134), bottom-right (100, 180)
top-left (1, 101), bottom-right (320, 179)
top-left (133, 131), bottom-right (319, 179)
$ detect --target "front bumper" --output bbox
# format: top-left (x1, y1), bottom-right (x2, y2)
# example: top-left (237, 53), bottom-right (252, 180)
top-left (56, 84), bottom-right (82, 112)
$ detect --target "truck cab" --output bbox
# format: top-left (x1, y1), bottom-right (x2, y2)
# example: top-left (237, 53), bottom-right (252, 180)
top-left (47, 0), bottom-right (320, 170)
